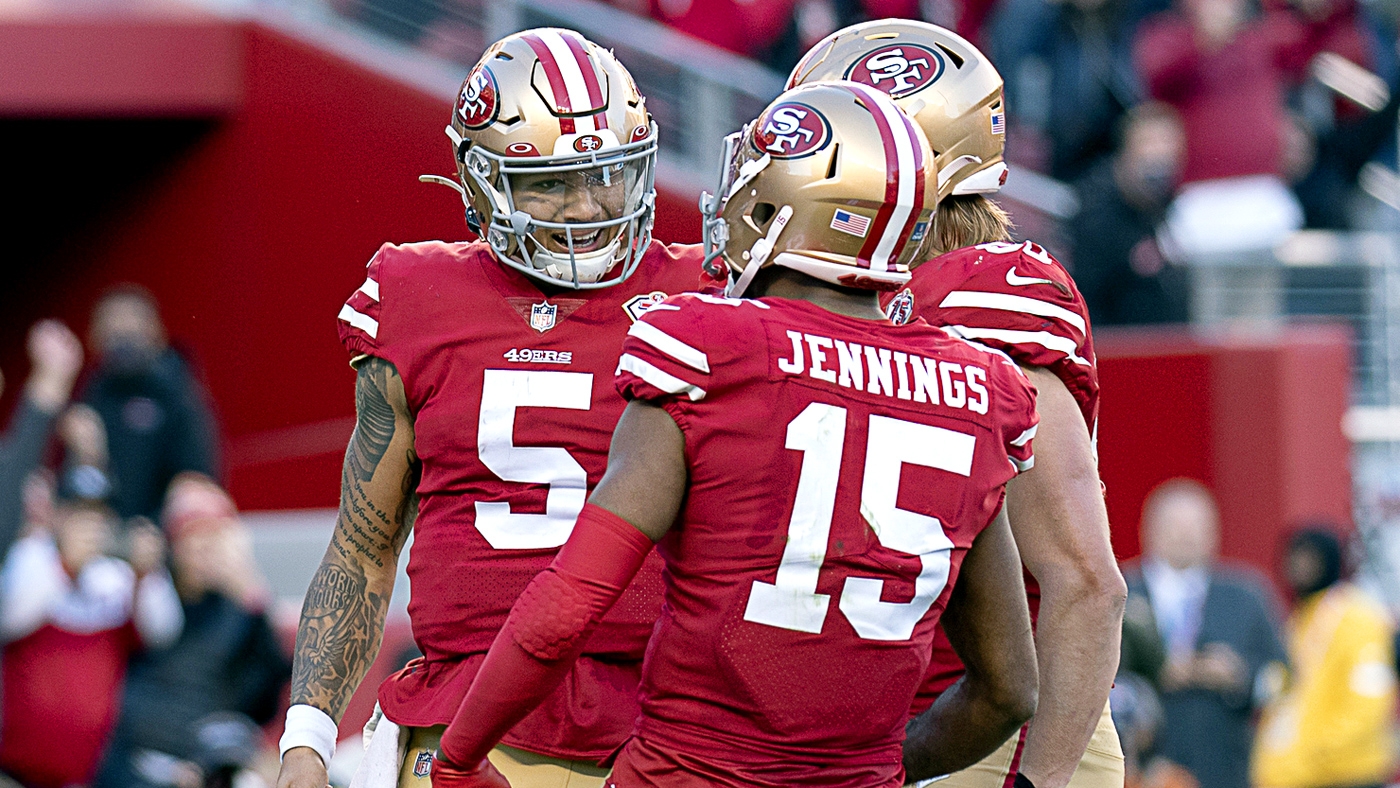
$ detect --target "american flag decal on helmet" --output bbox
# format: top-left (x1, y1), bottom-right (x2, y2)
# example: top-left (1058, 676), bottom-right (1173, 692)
top-left (830, 209), bottom-right (871, 238)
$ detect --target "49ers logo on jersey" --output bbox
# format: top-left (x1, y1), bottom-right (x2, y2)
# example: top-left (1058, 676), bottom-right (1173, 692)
top-left (622, 290), bottom-right (669, 323)
top-left (754, 102), bottom-right (831, 159)
top-left (457, 65), bottom-right (500, 129)
top-left (846, 44), bottom-right (945, 98)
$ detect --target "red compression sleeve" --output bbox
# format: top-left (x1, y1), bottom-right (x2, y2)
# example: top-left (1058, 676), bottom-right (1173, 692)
top-left (438, 503), bottom-right (655, 767)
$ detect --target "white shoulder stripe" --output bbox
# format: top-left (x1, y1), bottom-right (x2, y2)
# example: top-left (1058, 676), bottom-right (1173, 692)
top-left (939, 327), bottom-right (1024, 376)
top-left (1010, 455), bottom-right (1036, 473)
top-left (338, 304), bottom-right (380, 339)
top-left (617, 354), bottom-right (707, 401)
top-left (627, 321), bottom-right (710, 373)
top-left (947, 326), bottom-right (1091, 367)
top-left (939, 291), bottom-right (1087, 333)
top-left (1010, 424), bottom-right (1038, 447)
top-left (358, 277), bottom-right (380, 302)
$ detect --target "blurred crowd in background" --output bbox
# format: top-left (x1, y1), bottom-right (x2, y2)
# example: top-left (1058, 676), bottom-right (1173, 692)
top-left (0, 294), bottom-right (289, 788)
top-left (7, 0), bottom-right (1400, 784)
top-left (341, 0), bottom-right (1400, 328)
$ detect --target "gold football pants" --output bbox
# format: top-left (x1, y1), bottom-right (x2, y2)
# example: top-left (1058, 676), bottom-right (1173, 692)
top-left (396, 725), bottom-right (609, 788)
top-left (921, 700), bottom-right (1123, 788)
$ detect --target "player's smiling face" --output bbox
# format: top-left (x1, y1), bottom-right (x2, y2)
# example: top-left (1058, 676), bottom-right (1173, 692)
top-left (511, 166), bottom-right (627, 254)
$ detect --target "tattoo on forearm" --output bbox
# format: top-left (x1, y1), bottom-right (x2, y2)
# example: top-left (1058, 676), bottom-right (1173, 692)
top-left (290, 356), bottom-right (417, 717)
top-left (290, 558), bottom-right (387, 717)
top-left (347, 357), bottom-right (399, 483)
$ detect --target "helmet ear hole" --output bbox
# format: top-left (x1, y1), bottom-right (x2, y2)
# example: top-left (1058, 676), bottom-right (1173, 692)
top-left (750, 202), bottom-right (777, 228)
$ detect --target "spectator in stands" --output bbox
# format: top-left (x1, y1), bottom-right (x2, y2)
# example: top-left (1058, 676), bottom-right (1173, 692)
top-left (1252, 526), bottom-right (1397, 788)
top-left (0, 500), bottom-right (181, 788)
top-left (1069, 101), bottom-right (1190, 325)
top-left (988, 0), bottom-right (1149, 180)
top-left (1134, 0), bottom-right (1310, 186)
top-left (94, 474), bottom-right (290, 788)
top-left (82, 285), bottom-right (219, 521)
top-left (633, 0), bottom-right (797, 61)
top-left (0, 320), bottom-right (83, 560)
top-left (1122, 478), bottom-right (1288, 788)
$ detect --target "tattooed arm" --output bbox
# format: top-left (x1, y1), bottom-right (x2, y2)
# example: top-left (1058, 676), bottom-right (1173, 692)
top-left (278, 356), bottom-right (419, 788)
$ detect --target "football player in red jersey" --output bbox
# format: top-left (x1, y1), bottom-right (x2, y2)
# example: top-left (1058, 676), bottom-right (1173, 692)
top-left (430, 81), bottom-right (1042, 788)
top-left (276, 28), bottom-right (714, 788)
top-left (788, 20), bottom-right (1127, 788)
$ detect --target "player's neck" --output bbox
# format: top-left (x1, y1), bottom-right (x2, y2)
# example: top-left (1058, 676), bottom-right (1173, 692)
top-left (748, 267), bottom-right (887, 321)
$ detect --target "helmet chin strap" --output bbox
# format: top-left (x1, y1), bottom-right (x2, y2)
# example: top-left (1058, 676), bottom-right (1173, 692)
top-left (729, 204), bottom-right (793, 298)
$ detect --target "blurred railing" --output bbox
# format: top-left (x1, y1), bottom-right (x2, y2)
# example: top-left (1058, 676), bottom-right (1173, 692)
top-left (1183, 231), bottom-right (1400, 408)
top-left (248, 0), bottom-right (787, 190)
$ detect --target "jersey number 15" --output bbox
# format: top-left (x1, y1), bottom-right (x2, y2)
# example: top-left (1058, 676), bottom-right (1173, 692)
top-left (744, 402), bottom-right (974, 642)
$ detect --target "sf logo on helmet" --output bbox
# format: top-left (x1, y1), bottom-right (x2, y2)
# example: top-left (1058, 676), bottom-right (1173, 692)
top-left (457, 66), bottom-right (500, 129)
top-left (755, 103), bottom-right (830, 159)
top-left (573, 134), bottom-right (604, 153)
top-left (847, 44), bottom-right (946, 97)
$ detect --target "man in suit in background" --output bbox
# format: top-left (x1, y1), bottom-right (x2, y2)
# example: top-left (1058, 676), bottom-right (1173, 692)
top-left (1123, 478), bottom-right (1288, 788)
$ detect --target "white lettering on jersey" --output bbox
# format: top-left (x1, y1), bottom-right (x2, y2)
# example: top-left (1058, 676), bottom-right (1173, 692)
top-left (780, 331), bottom-right (987, 412)
top-left (502, 348), bottom-right (573, 365)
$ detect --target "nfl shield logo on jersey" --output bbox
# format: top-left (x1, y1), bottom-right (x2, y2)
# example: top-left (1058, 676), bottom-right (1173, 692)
top-left (413, 751), bottom-right (434, 778)
top-left (530, 301), bottom-right (558, 333)
top-left (886, 290), bottom-right (915, 325)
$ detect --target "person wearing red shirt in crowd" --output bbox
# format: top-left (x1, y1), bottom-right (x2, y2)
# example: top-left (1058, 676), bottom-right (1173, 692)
top-left (789, 20), bottom-right (1126, 788)
top-left (0, 501), bottom-right (182, 788)
top-left (432, 80), bottom-right (1040, 788)
top-left (275, 28), bottom-right (714, 788)
top-left (1135, 0), bottom-right (1377, 187)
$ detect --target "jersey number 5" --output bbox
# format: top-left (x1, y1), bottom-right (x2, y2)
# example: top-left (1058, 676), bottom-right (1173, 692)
top-left (474, 369), bottom-right (593, 550)
top-left (743, 402), bottom-right (974, 642)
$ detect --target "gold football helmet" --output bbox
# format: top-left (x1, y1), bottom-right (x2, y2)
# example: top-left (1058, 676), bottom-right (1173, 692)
top-left (787, 19), bottom-right (1006, 200)
top-left (701, 81), bottom-right (938, 297)
top-left (435, 28), bottom-right (657, 288)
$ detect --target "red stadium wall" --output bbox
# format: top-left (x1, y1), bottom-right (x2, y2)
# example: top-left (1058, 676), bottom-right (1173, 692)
top-left (1096, 326), bottom-right (1354, 583)
top-left (0, 9), bottom-right (702, 514)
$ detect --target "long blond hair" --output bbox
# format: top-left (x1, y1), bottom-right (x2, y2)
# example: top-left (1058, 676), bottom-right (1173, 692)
top-left (928, 194), bottom-right (1014, 259)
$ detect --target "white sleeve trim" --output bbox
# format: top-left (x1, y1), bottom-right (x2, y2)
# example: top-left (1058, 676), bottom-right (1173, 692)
top-left (946, 325), bottom-right (1091, 367)
top-left (616, 353), bottom-right (707, 401)
top-left (939, 290), bottom-right (1087, 333)
top-left (338, 304), bottom-right (380, 340)
top-left (1010, 424), bottom-right (1038, 447)
top-left (357, 277), bottom-right (380, 302)
top-left (627, 320), bottom-right (711, 372)
top-left (1010, 455), bottom-right (1036, 473)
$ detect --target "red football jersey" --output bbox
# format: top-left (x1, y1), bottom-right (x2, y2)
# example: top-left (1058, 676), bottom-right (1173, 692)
top-left (337, 239), bottom-right (707, 758)
top-left (881, 240), bottom-right (1099, 707)
top-left (609, 293), bottom-right (1039, 787)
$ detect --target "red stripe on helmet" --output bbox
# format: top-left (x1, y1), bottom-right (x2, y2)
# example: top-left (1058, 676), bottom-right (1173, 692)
top-left (847, 85), bottom-right (901, 270)
top-left (522, 33), bottom-right (576, 136)
top-left (560, 31), bottom-right (609, 130)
